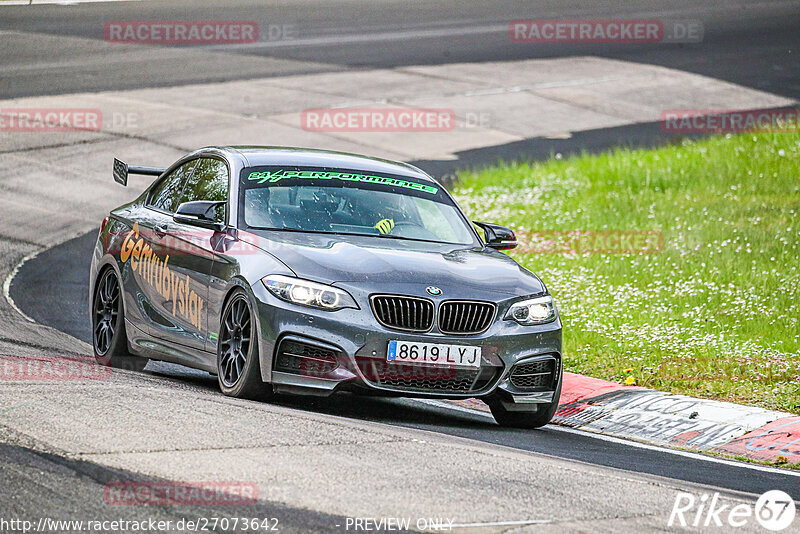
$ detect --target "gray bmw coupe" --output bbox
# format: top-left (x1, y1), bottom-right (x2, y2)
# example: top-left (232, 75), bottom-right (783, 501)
top-left (91, 147), bottom-right (562, 428)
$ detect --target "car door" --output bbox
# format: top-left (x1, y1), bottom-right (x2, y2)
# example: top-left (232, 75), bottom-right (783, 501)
top-left (137, 158), bottom-right (209, 351)
top-left (118, 159), bottom-right (197, 339)
top-left (148, 157), bottom-right (229, 354)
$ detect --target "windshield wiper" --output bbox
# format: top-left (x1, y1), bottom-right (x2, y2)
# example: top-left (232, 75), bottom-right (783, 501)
top-left (249, 226), bottom-right (468, 246)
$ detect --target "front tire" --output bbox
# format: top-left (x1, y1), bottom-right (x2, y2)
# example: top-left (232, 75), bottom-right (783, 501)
top-left (217, 289), bottom-right (271, 400)
top-left (488, 401), bottom-right (559, 429)
top-left (92, 268), bottom-right (147, 372)
top-left (487, 374), bottom-right (563, 429)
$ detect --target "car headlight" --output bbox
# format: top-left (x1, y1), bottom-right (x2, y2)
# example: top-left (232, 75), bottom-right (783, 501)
top-left (262, 275), bottom-right (358, 311)
top-left (505, 295), bottom-right (557, 325)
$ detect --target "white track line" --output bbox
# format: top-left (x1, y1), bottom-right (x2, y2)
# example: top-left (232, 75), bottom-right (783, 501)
top-left (416, 399), bottom-right (800, 479)
top-left (1, 0), bottom-right (141, 5)
top-left (204, 24), bottom-right (509, 51)
top-left (448, 519), bottom-right (552, 528)
top-left (2, 250), bottom-right (39, 323)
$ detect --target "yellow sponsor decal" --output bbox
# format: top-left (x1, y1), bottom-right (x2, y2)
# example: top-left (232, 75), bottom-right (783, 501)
top-left (374, 218), bottom-right (395, 235)
top-left (120, 222), bottom-right (205, 330)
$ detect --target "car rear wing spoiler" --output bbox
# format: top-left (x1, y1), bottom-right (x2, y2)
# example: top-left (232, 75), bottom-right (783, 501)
top-left (113, 158), bottom-right (166, 186)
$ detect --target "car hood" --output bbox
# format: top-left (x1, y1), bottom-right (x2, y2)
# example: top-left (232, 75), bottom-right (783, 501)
top-left (243, 230), bottom-right (546, 297)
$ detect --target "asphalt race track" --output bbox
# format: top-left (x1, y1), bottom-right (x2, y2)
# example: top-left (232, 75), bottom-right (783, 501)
top-left (2, 1), bottom-right (800, 532)
top-left (9, 230), bottom-right (800, 500)
top-left (1, 0), bottom-right (799, 99)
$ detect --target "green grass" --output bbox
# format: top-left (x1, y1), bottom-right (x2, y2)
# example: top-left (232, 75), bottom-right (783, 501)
top-left (454, 132), bottom-right (800, 414)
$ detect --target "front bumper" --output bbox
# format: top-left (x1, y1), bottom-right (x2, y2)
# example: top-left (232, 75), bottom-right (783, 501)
top-left (252, 281), bottom-right (562, 404)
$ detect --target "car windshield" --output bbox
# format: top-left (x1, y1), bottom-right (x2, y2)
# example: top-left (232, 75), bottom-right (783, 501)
top-left (240, 167), bottom-right (477, 245)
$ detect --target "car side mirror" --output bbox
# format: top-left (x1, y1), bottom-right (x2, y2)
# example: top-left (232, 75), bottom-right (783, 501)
top-left (174, 201), bottom-right (226, 232)
top-left (474, 221), bottom-right (517, 250)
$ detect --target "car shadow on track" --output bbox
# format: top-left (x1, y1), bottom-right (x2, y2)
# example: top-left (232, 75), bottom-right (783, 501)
top-left (273, 392), bottom-right (498, 429)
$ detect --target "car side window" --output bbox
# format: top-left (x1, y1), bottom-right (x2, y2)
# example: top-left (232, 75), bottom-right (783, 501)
top-left (147, 160), bottom-right (198, 213)
top-left (177, 158), bottom-right (229, 221)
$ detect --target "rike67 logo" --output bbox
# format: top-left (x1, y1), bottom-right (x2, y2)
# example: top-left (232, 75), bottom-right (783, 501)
top-left (669, 490), bottom-right (796, 531)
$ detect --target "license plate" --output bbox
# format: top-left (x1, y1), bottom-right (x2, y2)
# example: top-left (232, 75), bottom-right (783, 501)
top-left (387, 340), bottom-right (481, 368)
